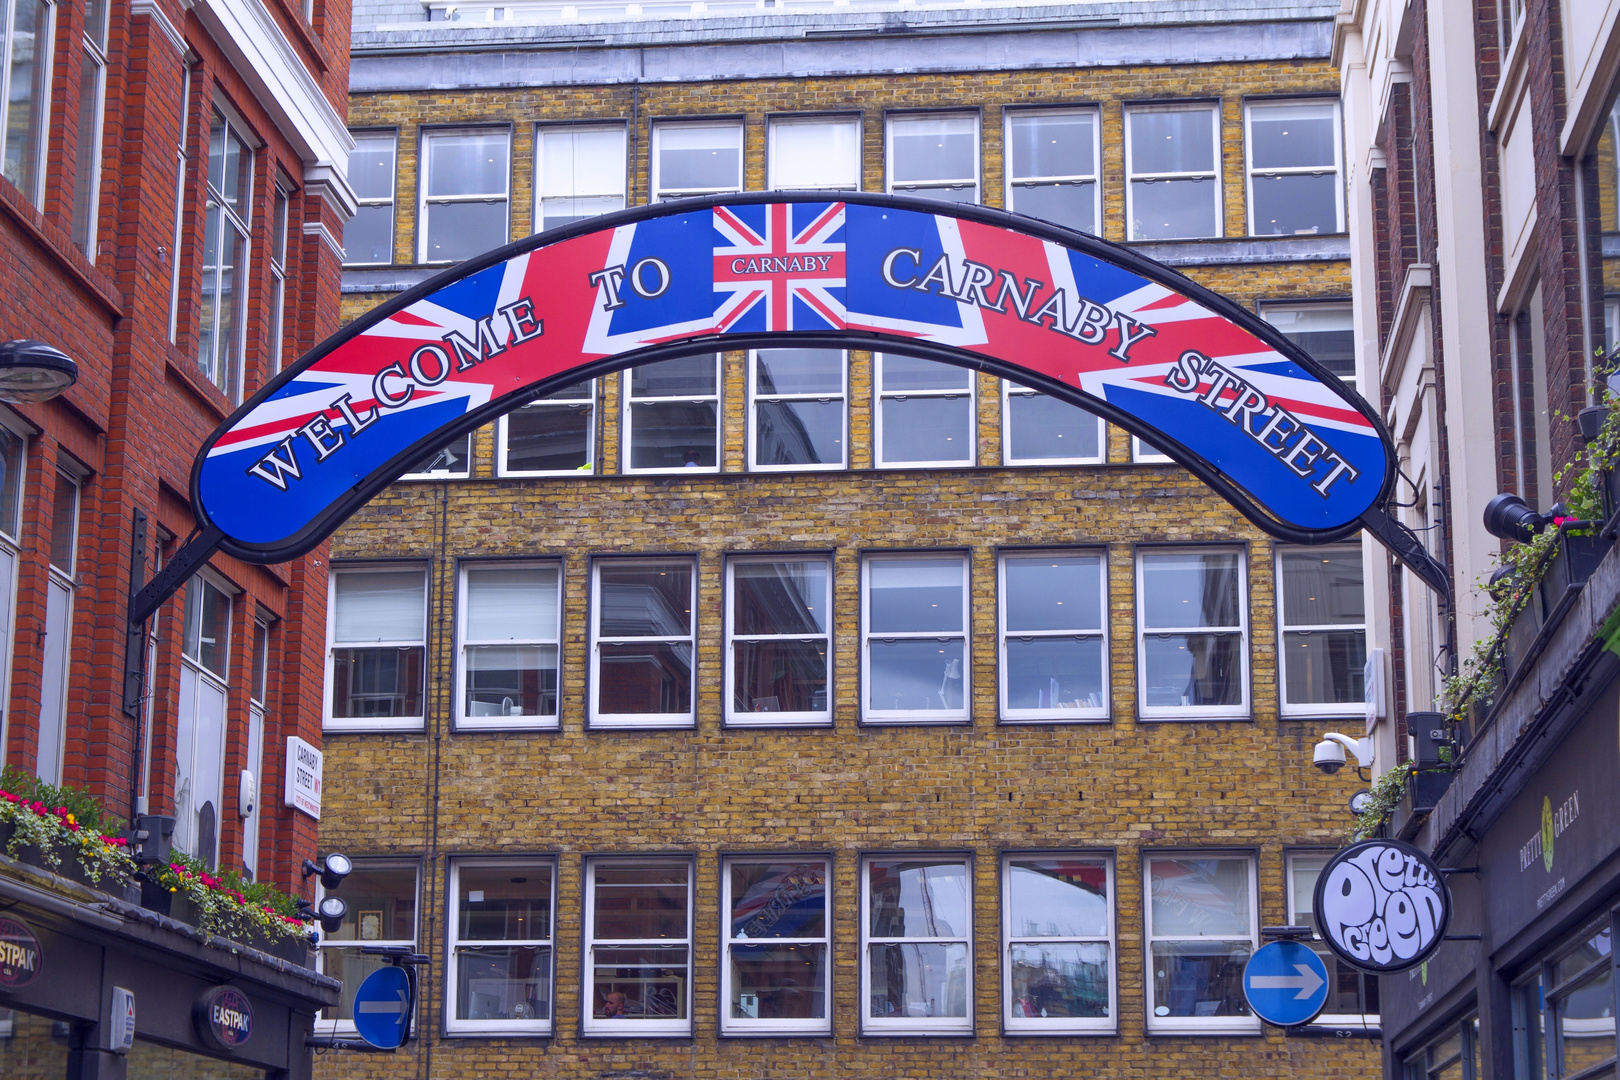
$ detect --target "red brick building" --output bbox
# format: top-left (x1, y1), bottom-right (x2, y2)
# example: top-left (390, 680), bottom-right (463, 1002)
top-left (0, 0), bottom-right (354, 1073)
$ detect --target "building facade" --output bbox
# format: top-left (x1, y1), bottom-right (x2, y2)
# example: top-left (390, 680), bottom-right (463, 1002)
top-left (1335, 0), bottom-right (1620, 1075)
top-left (318, 1), bottom-right (1385, 1075)
top-left (0, 0), bottom-right (354, 1072)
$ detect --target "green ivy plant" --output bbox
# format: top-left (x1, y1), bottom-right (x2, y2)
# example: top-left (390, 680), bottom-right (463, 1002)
top-left (1351, 762), bottom-right (1412, 842)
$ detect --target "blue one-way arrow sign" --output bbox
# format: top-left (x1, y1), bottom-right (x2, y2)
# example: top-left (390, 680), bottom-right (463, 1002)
top-left (352, 965), bottom-right (412, 1049)
top-left (1242, 940), bottom-right (1330, 1028)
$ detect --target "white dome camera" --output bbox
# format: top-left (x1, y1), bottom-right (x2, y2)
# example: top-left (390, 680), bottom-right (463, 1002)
top-left (1313, 739), bottom-right (1348, 774)
top-left (1313, 732), bottom-right (1374, 776)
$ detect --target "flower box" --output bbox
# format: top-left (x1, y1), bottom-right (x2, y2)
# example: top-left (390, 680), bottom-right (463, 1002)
top-left (1539, 532), bottom-right (1612, 619)
top-left (1502, 595), bottom-right (1543, 683)
top-left (1393, 768), bottom-right (1454, 841)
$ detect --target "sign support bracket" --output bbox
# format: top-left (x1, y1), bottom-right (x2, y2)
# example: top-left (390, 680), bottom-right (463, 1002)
top-left (127, 525), bottom-right (223, 627)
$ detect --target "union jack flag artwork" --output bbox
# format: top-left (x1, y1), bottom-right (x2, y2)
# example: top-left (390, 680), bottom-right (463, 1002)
top-left (193, 193), bottom-right (1393, 564)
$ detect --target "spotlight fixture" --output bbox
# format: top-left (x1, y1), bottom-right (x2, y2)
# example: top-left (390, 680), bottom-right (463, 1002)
top-left (301, 852), bottom-right (354, 890)
top-left (1349, 790), bottom-right (1374, 816)
top-left (315, 895), bottom-right (348, 934)
top-left (1483, 493), bottom-right (1550, 543)
top-left (0, 340), bottom-right (79, 403)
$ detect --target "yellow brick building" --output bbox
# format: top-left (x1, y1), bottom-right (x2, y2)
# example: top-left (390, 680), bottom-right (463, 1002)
top-left (316, 1), bottom-right (1383, 1075)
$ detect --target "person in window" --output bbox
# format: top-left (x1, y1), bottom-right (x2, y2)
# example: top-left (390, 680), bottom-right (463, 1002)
top-left (600, 991), bottom-right (630, 1018)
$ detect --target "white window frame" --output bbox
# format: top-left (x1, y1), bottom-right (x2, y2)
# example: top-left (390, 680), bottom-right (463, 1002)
top-left (860, 552), bottom-right (971, 725)
top-left (1244, 98), bottom-right (1345, 238)
top-left (315, 859), bottom-right (421, 1037)
top-left (398, 433), bottom-right (472, 481)
top-left (243, 615), bottom-right (269, 880)
top-left (1002, 106), bottom-right (1101, 235)
top-left (724, 553), bottom-right (834, 727)
top-left (70, 0), bottom-right (109, 255)
top-left (345, 129), bottom-right (397, 267)
top-left (589, 556), bottom-right (698, 729)
top-left (418, 126), bottom-right (511, 264)
top-left (997, 550), bottom-right (1108, 723)
top-left (651, 119), bottom-right (743, 202)
top-left (37, 466), bottom-right (81, 786)
top-left (1135, 546), bottom-right (1250, 720)
top-left (1002, 852), bottom-right (1116, 1035)
top-left (1000, 382), bottom-right (1105, 466)
top-left (1143, 851), bottom-right (1260, 1036)
top-left (446, 855), bottom-right (557, 1037)
top-left (720, 854), bottom-right (833, 1036)
top-left (174, 571), bottom-right (233, 867)
top-left (1284, 850), bottom-right (1378, 1032)
top-left (1275, 543), bottom-right (1367, 719)
top-left (859, 853), bottom-right (974, 1036)
top-left (747, 349), bottom-right (848, 472)
top-left (168, 62), bottom-right (193, 342)
top-left (582, 855), bottom-right (695, 1038)
top-left (0, 0), bottom-right (56, 207)
top-left (1132, 435), bottom-right (1174, 464)
top-left (497, 380), bottom-right (595, 477)
top-left (767, 114), bottom-right (862, 191)
top-left (885, 111), bottom-right (980, 203)
top-left (533, 122), bottom-right (627, 233)
top-left (0, 420), bottom-right (26, 766)
top-left (874, 354), bottom-right (976, 469)
top-left (269, 181), bottom-right (290, 375)
top-left (197, 109), bottom-right (254, 403)
top-left (323, 564), bottom-right (429, 732)
top-left (1124, 102), bottom-right (1223, 242)
top-left (621, 357), bottom-right (721, 475)
top-left (455, 560), bottom-right (562, 731)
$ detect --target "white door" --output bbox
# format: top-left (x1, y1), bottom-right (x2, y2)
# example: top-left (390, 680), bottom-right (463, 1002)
top-left (36, 576), bottom-right (71, 785)
top-left (244, 702), bottom-right (264, 877)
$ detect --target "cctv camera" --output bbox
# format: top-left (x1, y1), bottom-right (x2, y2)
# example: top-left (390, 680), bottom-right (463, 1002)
top-left (1313, 738), bottom-right (1347, 775)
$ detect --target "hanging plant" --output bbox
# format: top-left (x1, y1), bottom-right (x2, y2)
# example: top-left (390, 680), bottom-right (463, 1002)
top-left (1350, 763), bottom-right (1411, 842)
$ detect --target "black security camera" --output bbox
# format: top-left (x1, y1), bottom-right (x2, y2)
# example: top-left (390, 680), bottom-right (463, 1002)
top-left (1483, 493), bottom-right (1549, 543)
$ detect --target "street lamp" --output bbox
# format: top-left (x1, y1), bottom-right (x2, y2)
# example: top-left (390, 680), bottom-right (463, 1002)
top-left (0, 340), bottom-right (79, 403)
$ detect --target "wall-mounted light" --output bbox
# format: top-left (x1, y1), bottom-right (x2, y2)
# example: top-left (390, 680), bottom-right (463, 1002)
top-left (302, 852), bottom-right (353, 890)
top-left (0, 340), bottom-right (79, 403)
top-left (1483, 492), bottom-right (1550, 543)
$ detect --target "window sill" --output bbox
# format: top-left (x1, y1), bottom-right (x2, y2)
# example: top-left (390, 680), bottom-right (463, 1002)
top-left (998, 714), bottom-right (1110, 726)
top-left (1003, 1023), bottom-right (1118, 1037)
top-left (587, 719), bottom-right (697, 730)
top-left (1145, 1020), bottom-right (1263, 1037)
top-left (580, 1028), bottom-right (693, 1040)
top-left (454, 720), bottom-right (561, 733)
top-left (722, 717), bottom-right (834, 729)
top-left (444, 1025), bottom-right (553, 1038)
top-left (859, 1024), bottom-right (975, 1038)
top-left (323, 720), bottom-right (427, 734)
top-left (1135, 714), bottom-right (1253, 724)
top-left (718, 1025), bottom-right (834, 1038)
top-left (163, 353), bottom-right (236, 423)
top-left (859, 715), bottom-right (972, 727)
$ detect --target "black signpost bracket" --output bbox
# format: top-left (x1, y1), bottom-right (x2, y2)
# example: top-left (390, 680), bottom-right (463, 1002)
top-left (1443, 934), bottom-right (1483, 941)
top-left (1439, 867), bottom-right (1481, 874)
top-left (1360, 506), bottom-right (1452, 603)
top-left (304, 1037), bottom-right (396, 1053)
top-left (127, 525), bottom-right (224, 626)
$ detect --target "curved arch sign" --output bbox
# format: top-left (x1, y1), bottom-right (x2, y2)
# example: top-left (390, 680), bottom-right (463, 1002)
top-left (192, 193), bottom-right (1394, 564)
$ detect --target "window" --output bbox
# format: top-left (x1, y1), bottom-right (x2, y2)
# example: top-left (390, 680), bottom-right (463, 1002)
top-left (535, 124), bottom-right (626, 231)
top-left (448, 858), bottom-right (555, 1036)
top-left (725, 555), bottom-right (832, 726)
top-left (652, 120), bottom-right (742, 201)
top-left (243, 618), bottom-right (268, 879)
top-left (887, 114), bottom-right (972, 204)
top-left (1514, 973), bottom-right (1546, 1080)
top-left (999, 551), bottom-right (1107, 722)
top-left (887, 113), bottom-right (978, 204)
top-left (1133, 435), bottom-right (1174, 464)
top-left (1003, 854), bottom-right (1114, 1034)
top-left (168, 62), bottom-right (192, 342)
top-left (1005, 108), bottom-right (1100, 235)
top-left (174, 575), bottom-right (230, 867)
top-left (70, 0), bottom-right (108, 254)
top-left (1277, 545), bottom-right (1366, 717)
top-left (1285, 851), bottom-right (1378, 1030)
top-left (750, 350), bottom-right (846, 470)
top-left (345, 131), bottom-right (396, 265)
top-left (198, 111), bottom-right (254, 403)
top-left (326, 567), bottom-right (427, 730)
top-left (1260, 302), bottom-right (1356, 392)
top-left (862, 855), bottom-right (972, 1034)
top-left (0, 0), bottom-right (54, 206)
top-left (623, 356), bottom-right (720, 473)
top-left (499, 381), bottom-right (594, 476)
top-left (722, 857), bottom-right (831, 1035)
top-left (457, 562), bottom-right (560, 729)
top-left (1144, 853), bottom-right (1258, 1034)
top-left (399, 434), bottom-right (472, 481)
top-left (861, 553), bottom-right (969, 724)
top-left (1408, 1018), bottom-right (1485, 1080)
top-left (37, 469), bottom-right (78, 786)
top-left (1125, 104), bottom-right (1221, 241)
top-left (1545, 923), bottom-right (1616, 1079)
top-left (1136, 549), bottom-right (1248, 719)
top-left (1246, 100), bottom-right (1343, 237)
top-left (1002, 383), bottom-right (1103, 465)
top-left (269, 183), bottom-right (289, 374)
top-left (583, 857), bottom-right (693, 1037)
top-left (317, 861), bottom-right (419, 1033)
top-left (875, 355), bottom-right (974, 468)
top-left (0, 426), bottom-right (24, 763)
top-left (769, 115), bottom-right (860, 191)
top-left (420, 128), bottom-right (510, 263)
top-left (590, 557), bottom-right (695, 728)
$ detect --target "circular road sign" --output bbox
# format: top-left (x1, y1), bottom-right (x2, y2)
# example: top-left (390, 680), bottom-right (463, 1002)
top-left (1313, 838), bottom-right (1451, 974)
top-left (1242, 940), bottom-right (1330, 1027)
top-left (352, 965), bottom-right (412, 1049)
